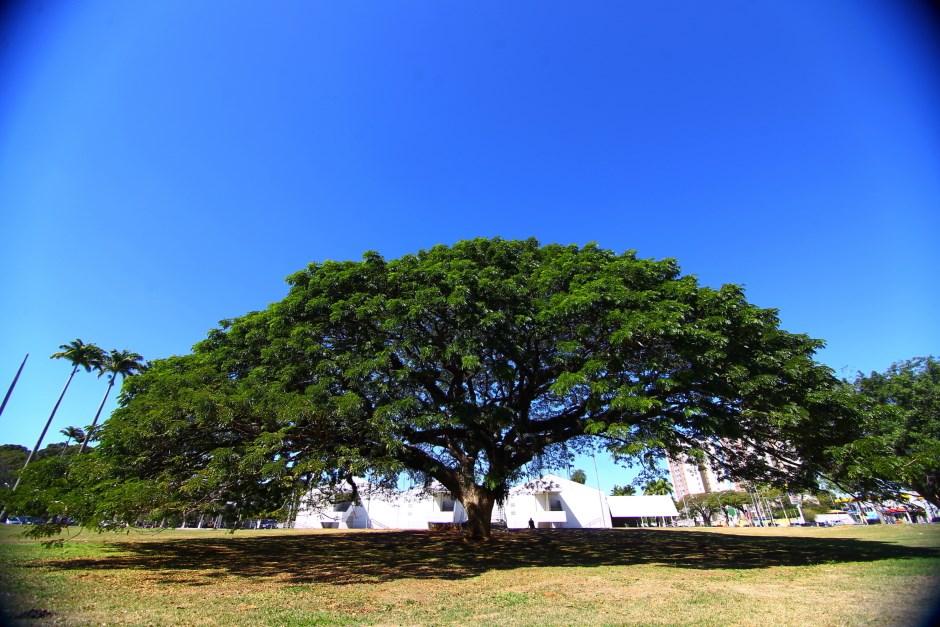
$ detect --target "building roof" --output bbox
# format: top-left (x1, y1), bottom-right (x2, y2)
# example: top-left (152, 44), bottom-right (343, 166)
top-left (509, 473), bottom-right (594, 495)
top-left (607, 495), bottom-right (679, 518)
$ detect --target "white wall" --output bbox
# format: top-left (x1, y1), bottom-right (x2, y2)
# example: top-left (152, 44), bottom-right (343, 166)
top-left (504, 474), bottom-right (611, 529)
top-left (296, 474), bottom-right (623, 530)
top-left (294, 482), bottom-right (467, 530)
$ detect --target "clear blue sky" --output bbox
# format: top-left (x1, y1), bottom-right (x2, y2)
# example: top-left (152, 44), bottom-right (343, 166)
top-left (1, 1), bottom-right (938, 494)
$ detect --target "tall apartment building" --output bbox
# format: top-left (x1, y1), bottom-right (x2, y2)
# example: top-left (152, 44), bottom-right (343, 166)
top-left (666, 452), bottom-right (738, 501)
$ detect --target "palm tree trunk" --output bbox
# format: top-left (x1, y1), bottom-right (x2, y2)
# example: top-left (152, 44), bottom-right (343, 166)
top-left (78, 376), bottom-right (116, 454)
top-left (12, 366), bottom-right (79, 491)
top-left (0, 354), bottom-right (29, 419)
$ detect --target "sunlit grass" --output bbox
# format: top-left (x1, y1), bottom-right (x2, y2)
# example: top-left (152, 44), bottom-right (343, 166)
top-left (2, 524), bottom-right (938, 625)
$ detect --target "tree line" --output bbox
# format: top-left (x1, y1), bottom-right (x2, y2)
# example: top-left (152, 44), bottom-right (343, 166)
top-left (0, 341), bottom-right (145, 516)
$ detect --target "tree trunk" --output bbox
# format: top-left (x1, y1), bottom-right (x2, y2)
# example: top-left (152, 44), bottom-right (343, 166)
top-left (0, 354), bottom-right (28, 419)
top-left (13, 367), bottom-right (78, 490)
top-left (79, 376), bottom-right (116, 453)
top-left (461, 485), bottom-right (496, 540)
top-left (912, 479), bottom-right (940, 513)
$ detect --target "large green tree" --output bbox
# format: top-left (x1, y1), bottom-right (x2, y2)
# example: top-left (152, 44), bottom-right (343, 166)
top-left (681, 490), bottom-right (752, 526)
top-left (72, 239), bottom-right (844, 539)
top-left (827, 357), bottom-right (940, 509)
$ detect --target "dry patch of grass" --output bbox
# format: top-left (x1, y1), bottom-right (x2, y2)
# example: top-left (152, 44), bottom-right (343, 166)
top-left (2, 524), bottom-right (938, 625)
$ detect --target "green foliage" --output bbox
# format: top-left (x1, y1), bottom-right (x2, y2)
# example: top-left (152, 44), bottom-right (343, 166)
top-left (681, 491), bottom-right (752, 525)
top-left (51, 339), bottom-right (105, 373)
top-left (826, 357), bottom-right (940, 509)
top-left (59, 427), bottom-right (85, 450)
top-left (19, 239), bottom-right (846, 538)
top-left (0, 444), bottom-right (29, 490)
top-left (570, 469), bottom-right (587, 484)
top-left (79, 349), bottom-right (147, 453)
top-left (1, 442), bottom-right (81, 515)
top-left (0, 444), bottom-right (29, 514)
top-left (642, 478), bottom-right (673, 496)
top-left (611, 484), bottom-right (636, 496)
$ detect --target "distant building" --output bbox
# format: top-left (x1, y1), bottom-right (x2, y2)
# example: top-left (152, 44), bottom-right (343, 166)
top-left (294, 474), bottom-right (678, 530)
top-left (666, 452), bottom-right (738, 501)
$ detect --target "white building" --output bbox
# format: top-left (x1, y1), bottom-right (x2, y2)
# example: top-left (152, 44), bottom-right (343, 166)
top-left (294, 481), bottom-right (468, 530)
top-left (294, 474), bottom-right (677, 530)
top-left (608, 495), bottom-right (680, 527)
top-left (502, 475), bottom-right (612, 529)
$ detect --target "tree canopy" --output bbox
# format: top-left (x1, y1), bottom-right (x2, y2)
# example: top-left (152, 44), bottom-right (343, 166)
top-left (642, 478), bottom-right (673, 496)
top-left (19, 238), bottom-right (848, 539)
top-left (1, 443), bottom-right (74, 516)
top-left (78, 349), bottom-right (147, 453)
top-left (826, 357), bottom-right (940, 509)
top-left (611, 484), bottom-right (637, 496)
top-left (1, 445), bottom-right (29, 491)
top-left (681, 490), bottom-right (753, 526)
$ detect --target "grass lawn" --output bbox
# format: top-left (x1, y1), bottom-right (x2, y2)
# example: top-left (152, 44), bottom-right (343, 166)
top-left (2, 524), bottom-right (939, 626)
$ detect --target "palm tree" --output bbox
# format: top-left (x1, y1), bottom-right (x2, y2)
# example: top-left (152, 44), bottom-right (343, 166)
top-left (642, 478), bottom-right (674, 496)
top-left (78, 350), bottom-right (147, 453)
top-left (82, 423), bottom-right (103, 445)
top-left (11, 340), bottom-right (103, 489)
top-left (59, 426), bottom-right (86, 456)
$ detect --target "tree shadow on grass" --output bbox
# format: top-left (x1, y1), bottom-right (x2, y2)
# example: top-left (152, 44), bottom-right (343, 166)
top-left (37, 528), bottom-right (940, 585)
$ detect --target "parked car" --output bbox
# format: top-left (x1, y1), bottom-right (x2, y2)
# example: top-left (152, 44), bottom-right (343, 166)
top-left (4, 516), bottom-right (36, 525)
